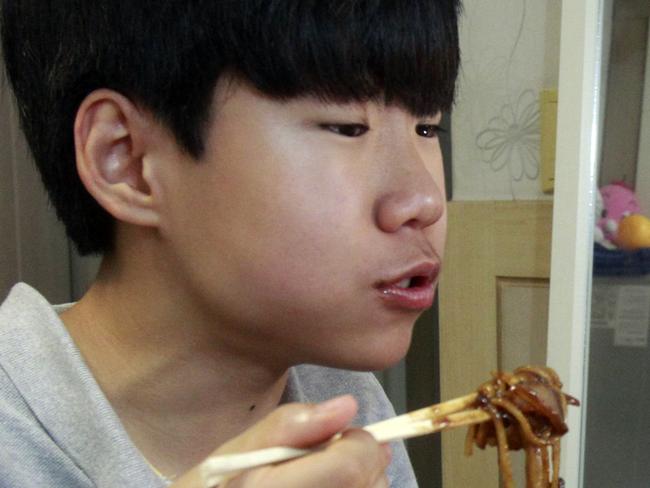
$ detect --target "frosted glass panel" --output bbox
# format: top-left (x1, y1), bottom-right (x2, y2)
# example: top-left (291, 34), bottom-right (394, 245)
top-left (584, 1), bottom-right (650, 486)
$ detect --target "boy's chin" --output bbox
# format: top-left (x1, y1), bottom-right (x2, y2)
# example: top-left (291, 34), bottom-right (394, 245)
top-left (320, 340), bottom-right (412, 373)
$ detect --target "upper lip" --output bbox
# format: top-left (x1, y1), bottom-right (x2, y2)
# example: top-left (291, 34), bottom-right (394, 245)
top-left (376, 261), bottom-right (440, 288)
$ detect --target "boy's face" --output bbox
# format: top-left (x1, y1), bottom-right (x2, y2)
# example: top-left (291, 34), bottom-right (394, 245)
top-left (154, 78), bottom-right (447, 371)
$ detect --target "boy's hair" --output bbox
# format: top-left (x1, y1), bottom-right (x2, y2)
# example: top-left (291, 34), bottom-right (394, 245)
top-left (1, 1), bottom-right (462, 255)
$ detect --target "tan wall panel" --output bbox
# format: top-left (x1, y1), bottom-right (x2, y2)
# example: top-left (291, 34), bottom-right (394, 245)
top-left (497, 278), bottom-right (549, 371)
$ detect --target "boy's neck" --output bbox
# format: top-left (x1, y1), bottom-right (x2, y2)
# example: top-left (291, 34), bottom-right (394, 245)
top-left (60, 248), bottom-right (290, 478)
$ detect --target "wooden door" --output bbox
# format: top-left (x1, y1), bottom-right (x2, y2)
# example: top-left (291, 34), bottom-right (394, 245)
top-left (438, 200), bottom-right (553, 487)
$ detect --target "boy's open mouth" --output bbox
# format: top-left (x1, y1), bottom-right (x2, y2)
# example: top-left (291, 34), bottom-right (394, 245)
top-left (393, 275), bottom-right (432, 289)
top-left (375, 262), bottom-right (439, 310)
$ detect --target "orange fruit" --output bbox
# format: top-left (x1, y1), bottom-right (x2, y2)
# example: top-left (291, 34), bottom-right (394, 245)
top-left (616, 214), bottom-right (650, 250)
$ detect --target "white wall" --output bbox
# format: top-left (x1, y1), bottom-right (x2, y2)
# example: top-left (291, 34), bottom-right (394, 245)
top-left (452, 0), bottom-right (561, 200)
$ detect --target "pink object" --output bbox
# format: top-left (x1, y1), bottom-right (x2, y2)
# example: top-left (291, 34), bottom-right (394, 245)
top-left (597, 182), bottom-right (642, 244)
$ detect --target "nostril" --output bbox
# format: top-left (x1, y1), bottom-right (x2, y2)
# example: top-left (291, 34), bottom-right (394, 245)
top-left (404, 218), bottom-right (421, 229)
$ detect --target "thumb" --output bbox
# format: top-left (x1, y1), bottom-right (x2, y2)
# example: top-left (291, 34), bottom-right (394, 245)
top-left (216, 395), bottom-right (359, 454)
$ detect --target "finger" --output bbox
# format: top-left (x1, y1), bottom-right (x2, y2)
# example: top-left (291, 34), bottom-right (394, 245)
top-left (371, 476), bottom-right (390, 488)
top-left (249, 428), bottom-right (388, 488)
top-left (215, 395), bottom-right (359, 455)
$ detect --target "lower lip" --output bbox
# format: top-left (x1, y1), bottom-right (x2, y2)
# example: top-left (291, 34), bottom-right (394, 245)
top-left (378, 284), bottom-right (436, 310)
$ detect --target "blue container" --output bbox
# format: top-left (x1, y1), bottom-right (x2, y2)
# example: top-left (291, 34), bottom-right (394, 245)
top-left (593, 243), bottom-right (650, 276)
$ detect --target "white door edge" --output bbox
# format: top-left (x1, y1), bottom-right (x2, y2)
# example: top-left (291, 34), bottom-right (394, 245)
top-left (547, 0), bottom-right (605, 487)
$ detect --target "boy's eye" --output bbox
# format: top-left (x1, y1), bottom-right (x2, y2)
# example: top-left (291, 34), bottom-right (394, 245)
top-left (321, 123), bottom-right (369, 137)
top-left (416, 124), bottom-right (445, 138)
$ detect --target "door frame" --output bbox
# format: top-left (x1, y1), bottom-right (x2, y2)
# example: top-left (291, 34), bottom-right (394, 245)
top-left (547, 0), bottom-right (605, 486)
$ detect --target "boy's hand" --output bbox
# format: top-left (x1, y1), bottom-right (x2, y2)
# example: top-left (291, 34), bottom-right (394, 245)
top-left (171, 395), bottom-right (391, 487)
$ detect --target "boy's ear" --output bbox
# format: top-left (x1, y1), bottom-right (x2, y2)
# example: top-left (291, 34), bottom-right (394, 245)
top-left (74, 89), bottom-right (160, 227)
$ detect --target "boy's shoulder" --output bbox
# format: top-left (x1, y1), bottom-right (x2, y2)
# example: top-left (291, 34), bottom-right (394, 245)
top-left (287, 364), bottom-right (394, 425)
top-left (287, 364), bottom-right (418, 487)
top-left (0, 361), bottom-right (94, 486)
top-left (0, 283), bottom-right (83, 399)
top-left (0, 284), bottom-right (94, 485)
top-left (0, 283), bottom-right (163, 487)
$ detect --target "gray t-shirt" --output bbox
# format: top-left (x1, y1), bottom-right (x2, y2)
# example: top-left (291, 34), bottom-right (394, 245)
top-left (0, 283), bottom-right (417, 487)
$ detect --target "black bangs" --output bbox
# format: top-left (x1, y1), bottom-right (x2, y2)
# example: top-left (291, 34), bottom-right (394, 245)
top-left (223, 0), bottom-right (461, 117)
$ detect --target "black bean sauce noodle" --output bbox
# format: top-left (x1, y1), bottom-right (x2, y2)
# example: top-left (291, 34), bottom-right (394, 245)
top-left (464, 366), bottom-right (579, 488)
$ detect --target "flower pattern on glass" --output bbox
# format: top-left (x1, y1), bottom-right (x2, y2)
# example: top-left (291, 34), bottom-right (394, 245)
top-left (475, 89), bottom-right (540, 182)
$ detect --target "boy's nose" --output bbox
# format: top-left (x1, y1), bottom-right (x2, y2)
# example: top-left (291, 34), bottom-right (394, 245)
top-left (374, 157), bottom-right (445, 234)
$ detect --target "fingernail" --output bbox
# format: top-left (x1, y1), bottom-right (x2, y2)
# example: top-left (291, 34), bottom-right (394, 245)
top-left (313, 395), bottom-right (353, 417)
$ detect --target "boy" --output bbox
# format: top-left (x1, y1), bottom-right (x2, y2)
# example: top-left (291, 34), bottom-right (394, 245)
top-left (0, 1), bottom-right (461, 486)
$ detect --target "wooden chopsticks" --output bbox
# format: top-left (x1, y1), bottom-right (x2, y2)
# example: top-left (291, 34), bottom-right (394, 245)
top-left (200, 393), bottom-right (491, 486)
top-left (363, 393), bottom-right (489, 443)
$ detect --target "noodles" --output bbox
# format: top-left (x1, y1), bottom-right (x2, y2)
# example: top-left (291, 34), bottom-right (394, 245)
top-left (464, 366), bottom-right (579, 488)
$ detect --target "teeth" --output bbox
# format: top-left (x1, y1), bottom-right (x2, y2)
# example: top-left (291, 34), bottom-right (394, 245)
top-left (396, 278), bottom-right (411, 289)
